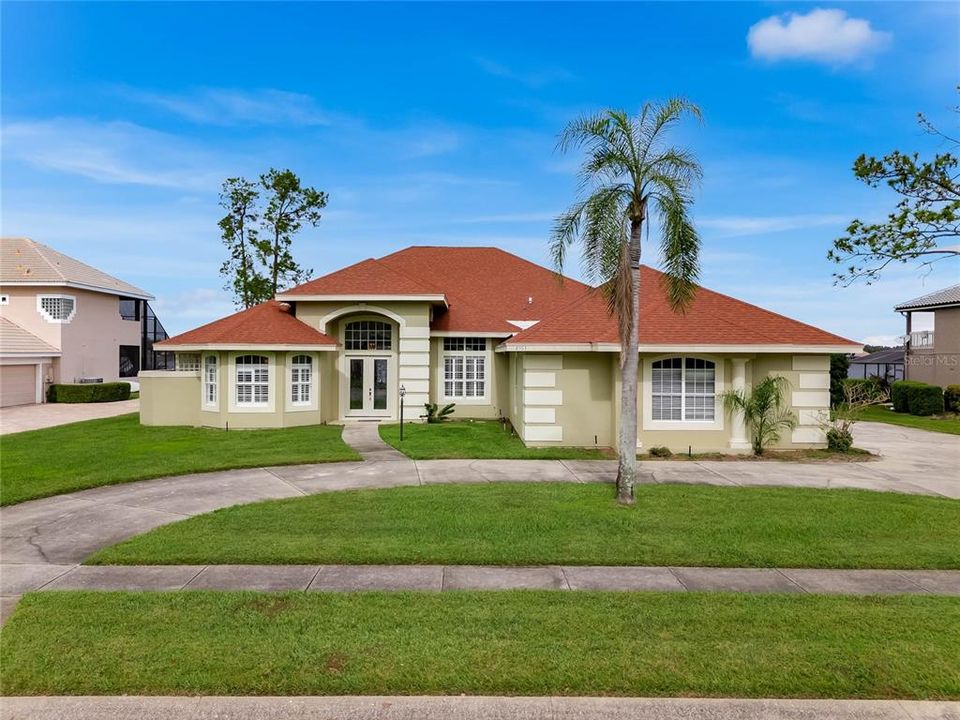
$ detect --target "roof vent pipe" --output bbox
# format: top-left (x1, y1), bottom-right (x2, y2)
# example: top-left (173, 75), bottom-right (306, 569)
top-left (528, 296), bottom-right (533, 304)
top-left (278, 302), bottom-right (292, 313)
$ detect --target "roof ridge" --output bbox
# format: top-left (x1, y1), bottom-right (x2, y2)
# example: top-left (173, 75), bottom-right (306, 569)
top-left (23, 239), bottom-right (68, 283)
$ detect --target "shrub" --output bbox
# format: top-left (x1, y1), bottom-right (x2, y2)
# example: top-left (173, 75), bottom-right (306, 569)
top-left (648, 446), bottom-right (672, 458)
top-left (829, 354), bottom-right (850, 408)
top-left (891, 381), bottom-right (924, 413)
top-left (908, 384), bottom-right (944, 416)
top-left (47, 382), bottom-right (131, 404)
top-left (826, 427), bottom-right (854, 453)
top-left (944, 385), bottom-right (960, 413)
top-left (721, 376), bottom-right (797, 456)
top-left (843, 377), bottom-right (887, 401)
top-left (422, 402), bottom-right (456, 423)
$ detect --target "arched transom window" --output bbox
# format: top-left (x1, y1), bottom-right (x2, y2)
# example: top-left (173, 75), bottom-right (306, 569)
top-left (290, 354), bottom-right (312, 404)
top-left (344, 320), bottom-right (392, 351)
top-left (236, 355), bottom-right (269, 406)
top-left (651, 357), bottom-right (716, 421)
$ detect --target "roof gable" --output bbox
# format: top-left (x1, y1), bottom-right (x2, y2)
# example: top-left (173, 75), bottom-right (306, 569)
top-left (506, 265), bottom-right (858, 348)
top-left (0, 237), bottom-right (152, 299)
top-left (158, 300), bottom-right (336, 348)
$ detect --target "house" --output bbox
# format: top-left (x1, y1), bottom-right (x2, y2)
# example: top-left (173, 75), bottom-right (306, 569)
top-left (0, 237), bottom-right (171, 407)
top-left (141, 246), bottom-right (859, 452)
top-left (847, 348), bottom-right (904, 385)
top-left (895, 284), bottom-right (960, 389)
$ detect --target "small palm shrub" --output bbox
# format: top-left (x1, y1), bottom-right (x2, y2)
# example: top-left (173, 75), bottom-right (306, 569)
top-left (423, 402), bottom-right (456, 423)
top-left (722, 376), bottom-right (798, 456)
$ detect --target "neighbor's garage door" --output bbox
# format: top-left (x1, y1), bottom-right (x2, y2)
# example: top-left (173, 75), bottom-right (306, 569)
top-left (0, 364), bottom-right (37, 407)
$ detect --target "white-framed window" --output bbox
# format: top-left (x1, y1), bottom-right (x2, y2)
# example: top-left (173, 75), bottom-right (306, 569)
top-left (176, 353), bottom-right (201, 373)
top-left (203, 355), bottom-right (218, 407)
top-left (236, 355), bottom-right (269, 406)
top-left (37, 294), bottom-right (76, 323)
top-left (651, 357), bottom-right (716, 421)
top-left (344, 320), bottom-right (392, 350)
top-left (442, 337), bottom-right (487, 399)
top-left (290, 354), bottom-right (312, 405)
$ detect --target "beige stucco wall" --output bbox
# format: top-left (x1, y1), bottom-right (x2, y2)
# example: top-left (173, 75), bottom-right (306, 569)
top-left (141, 350), bottom-right (333, 428)
top-left (515, 351), bottom-right (831, 452)
top-left (295, 300), bottom-right (432, 413)
top-left (906, 307), bottom-right (960, 388)
top-left (0, 286), bottom-right (140, 384)
top-left (139, 372), bottom-right (200, 426)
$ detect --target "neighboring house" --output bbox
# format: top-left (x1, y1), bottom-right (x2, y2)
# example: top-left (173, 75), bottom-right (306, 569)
top-left (0, 237), bottom-right (172, 407)
top-left (142, 246), bottom-right (859, 452)
top-left (895, 284), bottom-right (960, 389)
top-left (847, 348), bottom-right (904, 384)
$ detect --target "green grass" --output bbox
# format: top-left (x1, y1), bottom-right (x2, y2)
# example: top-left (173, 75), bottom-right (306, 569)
top-left (87, 483), bottom-right (960, 569)
top-left (2, 591), bottom-right (957, 698)
top-left (860, 406), bottom-right (960, 435)
top-left (0, 414), bottom-right (360, 506)
top-left (380, 420), bottom-right (611, 459)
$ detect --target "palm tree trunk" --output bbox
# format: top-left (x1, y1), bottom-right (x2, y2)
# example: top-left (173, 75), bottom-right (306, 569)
top-left (616, 216), bottom-right (643, 505)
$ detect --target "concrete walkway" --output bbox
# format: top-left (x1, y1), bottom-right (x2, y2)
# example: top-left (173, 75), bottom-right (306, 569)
top-left (4, 563), bottom-right (958, 598)
top-left (2, 696), bottom-right (957, 720)
top-left (0, 399), bottom-right (139, 435)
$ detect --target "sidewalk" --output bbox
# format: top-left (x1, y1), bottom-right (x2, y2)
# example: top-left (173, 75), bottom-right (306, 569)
top-left (2, 696), bottom-right (956, 720)
top-left (4, 563), bottom-right (958, 597)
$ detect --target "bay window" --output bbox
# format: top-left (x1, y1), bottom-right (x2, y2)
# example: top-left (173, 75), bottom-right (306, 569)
top-left (290, 354), bottom-right (312, 405)
top-left (236, 355), bottom-right (269, 406)
top-left (203, 355), bottom-right (218, 407)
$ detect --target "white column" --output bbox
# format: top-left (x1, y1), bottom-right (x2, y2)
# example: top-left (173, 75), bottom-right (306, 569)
top-left (728, 358), bottom-right (751, 451)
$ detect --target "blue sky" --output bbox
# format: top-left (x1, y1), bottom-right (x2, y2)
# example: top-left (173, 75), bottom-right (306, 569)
top-left (2, 2), bottom-right (957, 342)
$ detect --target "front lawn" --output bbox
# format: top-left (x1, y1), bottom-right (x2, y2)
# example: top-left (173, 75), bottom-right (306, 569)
top-left (859, 406), bottom-right (960, 435)
top-left (379, 420), bottom-right (611, 459)
top-left (0, 414), bottom-right (360, 506)
top-left (2, 591), bottom-right (956, 698)
top-left (87, 483), bottom-right (960, 569)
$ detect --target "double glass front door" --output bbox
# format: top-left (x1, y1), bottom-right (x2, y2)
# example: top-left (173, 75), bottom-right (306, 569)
top-left (347, 356), bottom-right (390, 416)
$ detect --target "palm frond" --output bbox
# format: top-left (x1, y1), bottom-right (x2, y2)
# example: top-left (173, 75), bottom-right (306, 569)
top-left (657, 191), bottom-right (701, 312)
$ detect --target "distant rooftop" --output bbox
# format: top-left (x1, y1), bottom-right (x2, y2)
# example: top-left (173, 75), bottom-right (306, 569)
top-left (850, 348), bottom-right (904, 365)
top-left (0, 237), bottom-right (152, 299)
top-left (894, 284), bottom-right (960, 312)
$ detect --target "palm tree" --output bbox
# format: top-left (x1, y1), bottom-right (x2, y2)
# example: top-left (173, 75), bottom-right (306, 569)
top-left (551, 100), bottom-right (703, 505)
top-left (721, 376), bottom-right (798, 455)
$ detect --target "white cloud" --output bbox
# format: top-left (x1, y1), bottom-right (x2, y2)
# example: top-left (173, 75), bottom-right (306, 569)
top-left (747, 9), bottom-right (891, 65)
top-left (460, 212), bottom-right (557, 224)
top-left (475, 57), bottom-right (576, 88)
top-left (151, 287), bottom-right (236, 333)
top-left (2, 118), bottom-right (226, 189)
top-left (698, 213), bottom-right (848, 238)
top-left (120, 87), bottom-right (334, 126)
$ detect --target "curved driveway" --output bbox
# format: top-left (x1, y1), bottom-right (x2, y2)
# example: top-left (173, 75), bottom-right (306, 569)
top-left (1, 422), bottom-right (957, 585)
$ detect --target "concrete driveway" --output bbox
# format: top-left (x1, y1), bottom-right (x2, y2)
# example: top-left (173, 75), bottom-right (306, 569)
top-left (0, 400), bottom-right (139, 435)
top-left (1, 419), bottom-right (956, 572)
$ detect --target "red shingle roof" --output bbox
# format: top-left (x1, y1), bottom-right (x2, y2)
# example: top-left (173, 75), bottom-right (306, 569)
top-left (506, 265), bottom-right (858, 347)
top-left (377, 246), bottom-right (593, 332)
top-left (158, 300), bottom-right (336, 347)
top-left (281, 257), bottom-right (442, 297)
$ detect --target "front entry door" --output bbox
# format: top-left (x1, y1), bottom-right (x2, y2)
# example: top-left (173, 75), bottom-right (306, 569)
top-left (346, 356), bottom-right (391, 417)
